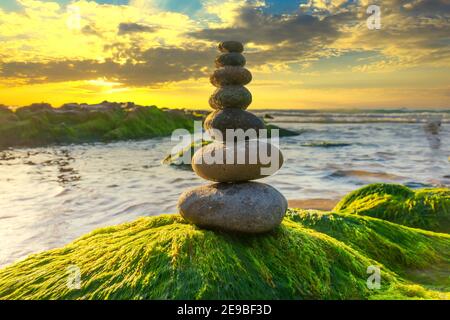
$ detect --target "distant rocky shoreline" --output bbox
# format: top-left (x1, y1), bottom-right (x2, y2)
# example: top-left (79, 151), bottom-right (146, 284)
top-left (0, 102), bottom-right (299, 149)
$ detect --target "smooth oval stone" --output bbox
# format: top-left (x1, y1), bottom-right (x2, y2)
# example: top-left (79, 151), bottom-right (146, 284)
top-left (210, 67), bottom-right (252, 87)
top-left (178, 182), bottom-right (288, 233)
top-left (218, 41), bottom-right (244, 53)
top-left (209, 86), bottom-right (252, 110)
top-left (192, 141), bottom-right (284, 182)
top-left (215, 53), bottom-right (246, 67)
top-left (204, 109), bottom-right (266, 141)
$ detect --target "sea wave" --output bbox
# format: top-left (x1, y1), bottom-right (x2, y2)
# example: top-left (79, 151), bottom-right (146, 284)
top-left (301, 141), bottom-right (352, 148)
top-left (254, 110), bottom-right (450, 124)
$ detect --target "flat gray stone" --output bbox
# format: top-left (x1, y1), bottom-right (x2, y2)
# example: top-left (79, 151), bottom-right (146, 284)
top-left (204, 109), bottom-right (266, 141)
top-left (215, 53), bottom-right (246, 67)
top-left (210, 67), bottom-right (252, 87)
top-left (192, 141), bottom-right (284, 182)
top-left (178, 182), bottom-right (288, 233)
top-left (218, 41), bottom-right (244, 53)
top-left (209, 86), bottom-right (252, 110)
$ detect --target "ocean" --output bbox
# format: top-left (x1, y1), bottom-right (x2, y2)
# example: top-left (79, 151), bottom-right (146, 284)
top-left (0, 110), bottom-right (449, 267)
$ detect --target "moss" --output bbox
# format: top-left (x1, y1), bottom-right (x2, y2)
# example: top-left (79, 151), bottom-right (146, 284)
top-left (0, 106), bottom-right (17, 123)
top-left (1, 184), bottom-right (448, 300)
top-left (0, 104), bottom-right (300, 150)
top-left (0, 214), bottom-right (447, 300)
top-left (0, 104), bottom-right (198, 149)
top-left (286, 210), bottom-right (450, 282)
top-left (333, 184), bottom-right (450, 232)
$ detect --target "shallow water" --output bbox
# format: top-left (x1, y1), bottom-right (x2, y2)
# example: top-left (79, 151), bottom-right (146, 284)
top-left (1, 113), bottom-right (449, 267)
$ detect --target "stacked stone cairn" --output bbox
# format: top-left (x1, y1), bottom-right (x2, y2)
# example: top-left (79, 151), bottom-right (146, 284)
top-left (178, 41), bottom-right (287, 233)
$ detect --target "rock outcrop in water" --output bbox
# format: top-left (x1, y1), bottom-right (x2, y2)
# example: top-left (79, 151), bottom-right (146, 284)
top-left (178, 41), bottom-right (287, 233)
top-left (0, 102), bottom-right (202, 149)
top-left (334, 183), bottom-right (450, 232)
top-left (2, 100), bottom-right (299, 150)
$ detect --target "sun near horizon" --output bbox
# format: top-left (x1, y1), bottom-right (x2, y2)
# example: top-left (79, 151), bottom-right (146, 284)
top-left (0, 0), bottom-right (449, 110)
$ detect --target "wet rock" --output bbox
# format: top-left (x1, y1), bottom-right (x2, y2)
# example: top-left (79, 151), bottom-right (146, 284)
top-left (0, 106), bottom-right (18, 123)
top-left (15, 103), bottom-right (54, 118)
top-left (210, 67), bottom-right (252, 87)
top-left (204, 109), bottom-right (265, 141)
top-left (0, 105), bottom-right (13, 114)
top-left (177, 40), bottom-right (288, 234)
top-left (215, 53), bottom-right (246, 67)
top-left (265, 124), bottom-right (302, 137)
top-left (178, 182), bottom-right (288, 233)
top-left (218, 41), bottom-right (244, 53)
top-left (209, 86), bottom-right (252, 110)
top-left (192, 141), bottom-right (284, 182)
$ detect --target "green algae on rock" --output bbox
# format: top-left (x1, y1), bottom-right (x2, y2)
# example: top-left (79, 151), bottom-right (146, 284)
top-left (0, 213), bottom-right (448, 300)
top-left (286, 209), bottom-right (450, 276)
top-left (0, 102), bottom-right (200, 149)
top-left (333, 183), bottom-right (450, 232)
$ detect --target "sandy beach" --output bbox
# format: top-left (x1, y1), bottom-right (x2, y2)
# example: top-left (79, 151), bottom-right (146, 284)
top-left (288, 198), bottom-right (340, 211)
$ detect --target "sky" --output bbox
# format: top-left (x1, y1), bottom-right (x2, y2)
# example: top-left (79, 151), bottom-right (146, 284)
top-left (0, 0), bottom-right (449, 109)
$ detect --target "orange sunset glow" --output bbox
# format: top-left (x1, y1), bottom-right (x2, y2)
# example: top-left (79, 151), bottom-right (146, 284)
top-left (0, 0), bottom-right (449, 109)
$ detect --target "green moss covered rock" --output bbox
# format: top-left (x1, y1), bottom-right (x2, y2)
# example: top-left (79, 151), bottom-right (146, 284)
top-left (0, 103), bottom-right (199, 149)
top-left (0, 213), bottom-right (448, 300)
top-left (1, 185), bottom-right (448, 300)
top-left (333, 184), bottom-right (450, 232)
top-left (286, 209), bottom-right (450, 291)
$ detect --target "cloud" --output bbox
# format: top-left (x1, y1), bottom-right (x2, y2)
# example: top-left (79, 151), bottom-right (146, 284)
top-left (339, 0), bottom-right (450, 70)
top-left (0, 0), bottom-right (449, 105)
top-left (117, 22), bottom-right (158, 35)
top-left (187, 3), bottom-right (355, 69)
top-left (400, 0), bottom-right (450, 15)
top-left (0, 46), bottom-right (216, 87)
top-left (189, 5), bottom-right (345, 45)
top-left (188, 1), bottom-right (450, 69)
top-left (81, 24), bottom-right (102, 37)
top-left (0, 0), bottom-right (199, 63)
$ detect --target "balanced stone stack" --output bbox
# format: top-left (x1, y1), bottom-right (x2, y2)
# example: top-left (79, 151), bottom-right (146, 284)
top-left (177, 41), bottom-right (287, 233)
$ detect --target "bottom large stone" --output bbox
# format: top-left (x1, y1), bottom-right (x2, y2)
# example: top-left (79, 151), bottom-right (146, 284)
top-left (178, 182), bottom-right (287, 233)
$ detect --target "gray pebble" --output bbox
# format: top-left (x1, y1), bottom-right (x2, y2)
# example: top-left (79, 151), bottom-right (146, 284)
top-left (178, 182), bottom-right (288, 233)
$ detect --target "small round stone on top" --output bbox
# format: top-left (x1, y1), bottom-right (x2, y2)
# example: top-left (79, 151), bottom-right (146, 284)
top-left (218, 41), bottom-right (244, 53)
